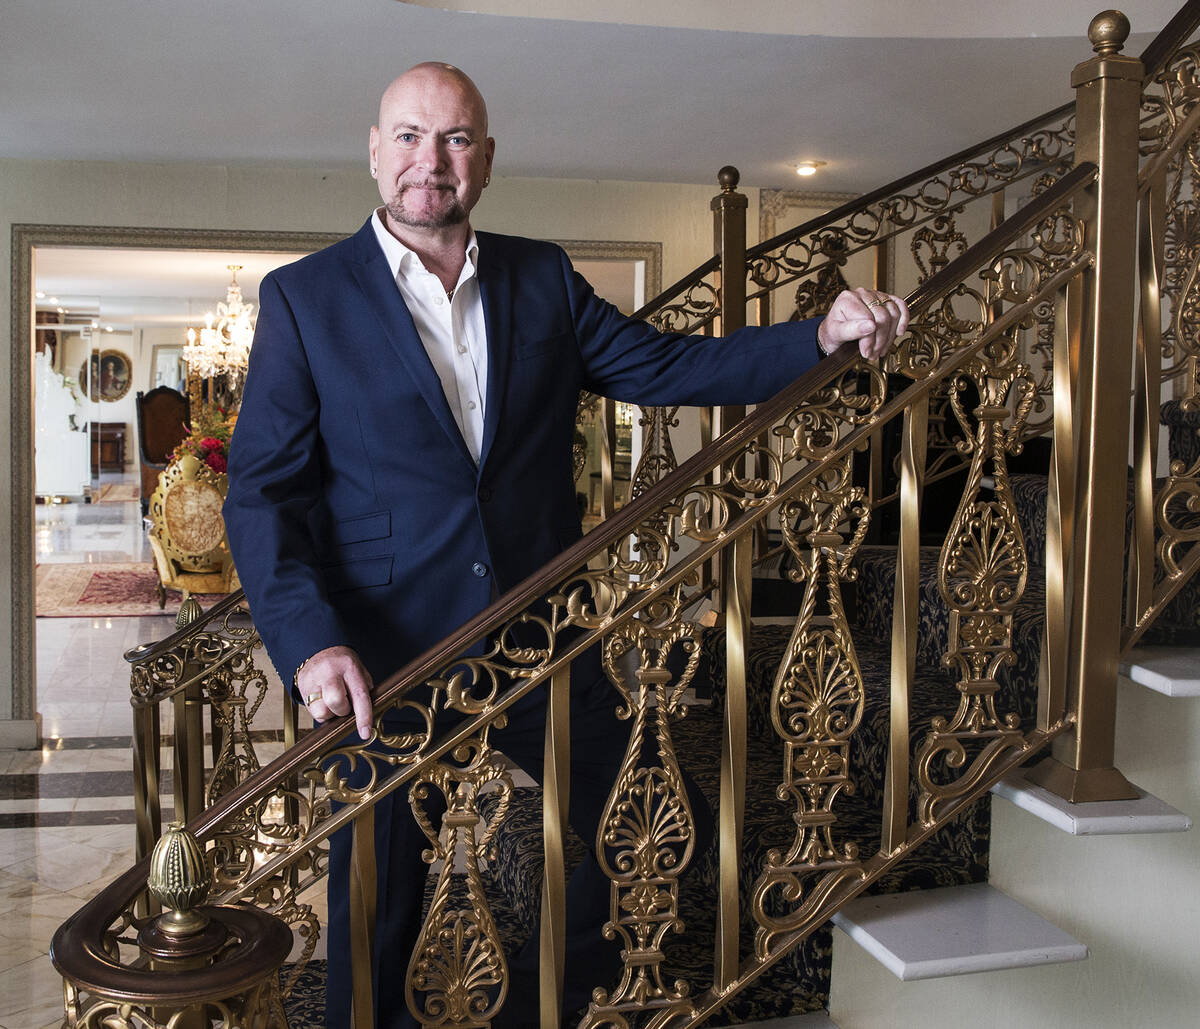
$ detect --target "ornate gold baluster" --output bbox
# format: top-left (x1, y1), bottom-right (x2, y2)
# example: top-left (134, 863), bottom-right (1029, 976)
top-left (747, 362), bottom-right (883, 952)
top-left (407, 731), bottom-right (513, 1028)
top-left (204, 645), bottom-right (268, 806)
top-left (630, 405), bottom-right (681, 566)
top-left (581, 598), bottom-right (702, 1027)
top-left (915, 353), bottom-right (1034, 823)
top-left (751, 448), bottom-right (870, 953)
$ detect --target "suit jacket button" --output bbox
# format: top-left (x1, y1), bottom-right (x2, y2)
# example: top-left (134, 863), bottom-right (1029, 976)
top-left (478, 486), bottom-right (492, 502)
top-left (472, 562), bottom-right (489, 578)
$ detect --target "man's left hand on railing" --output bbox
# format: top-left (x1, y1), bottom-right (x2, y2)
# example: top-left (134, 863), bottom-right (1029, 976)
top-left (817, 287), bottom-right (909, 360)
top-left (297, 644), bottom-right (374, 740)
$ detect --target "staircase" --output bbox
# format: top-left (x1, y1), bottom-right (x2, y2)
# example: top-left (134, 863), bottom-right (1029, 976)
top-left (48, 7), bottom-right (1200, 1029)
top-left (283, 440), bottom-right (1194, 1027)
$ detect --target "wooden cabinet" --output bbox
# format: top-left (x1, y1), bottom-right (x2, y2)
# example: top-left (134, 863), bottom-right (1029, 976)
top-left (90, 421), bottom-right (127, 472)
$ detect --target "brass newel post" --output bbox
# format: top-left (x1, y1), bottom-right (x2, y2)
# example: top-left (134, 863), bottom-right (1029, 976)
top-left (1027, 10), bottom-right (1141, 802)
top-left (709, 167), bottom-right (749, 604)
top-left (711, 166), bottom-right (748, 440)
top-left (121, 822), bottom-right (291, 1028)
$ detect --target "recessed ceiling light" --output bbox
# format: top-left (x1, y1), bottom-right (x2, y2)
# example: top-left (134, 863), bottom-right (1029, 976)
top-left (35, 291), bottom-right (45, 299)
top-left (49, 296), bottom-right (59, 304)
top-left (105, 325), bottom-right (114, 332)
top-left (796, 160), bottom-right (827, 177)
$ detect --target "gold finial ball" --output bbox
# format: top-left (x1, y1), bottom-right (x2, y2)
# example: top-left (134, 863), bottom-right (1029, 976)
top-left (148, 822), bottom-right (212, 933)
top-left (718, 166), bottom-right (740, 192)
top-left (1089, 10), bottom-right (1130, 55)
top-left (176, 594), bottom-right (203, 629)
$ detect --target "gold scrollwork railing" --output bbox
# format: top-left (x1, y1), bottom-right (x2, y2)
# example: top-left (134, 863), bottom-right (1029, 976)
top-left (124, 591), bottom-right (300, 871)
top-left (54, 160), bottom-right (1097, 1028)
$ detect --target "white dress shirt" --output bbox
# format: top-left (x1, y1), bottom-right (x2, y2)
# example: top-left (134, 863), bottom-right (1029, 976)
top-left (371, 209), bottom-right (488, 463)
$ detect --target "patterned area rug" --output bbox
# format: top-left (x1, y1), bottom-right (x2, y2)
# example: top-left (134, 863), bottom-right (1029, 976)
top-left (35, 562), bottom-right (222, 617)
top-left (96, 482), bottom-right (140, 503)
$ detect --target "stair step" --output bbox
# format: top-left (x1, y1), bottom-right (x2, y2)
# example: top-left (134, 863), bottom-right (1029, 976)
top-left (830, 883), bottom-right (1086, 981)
top-left (992, 769), bottom-right (1192, 835)
top-left (1120, 646), bottom-right (1200, 697)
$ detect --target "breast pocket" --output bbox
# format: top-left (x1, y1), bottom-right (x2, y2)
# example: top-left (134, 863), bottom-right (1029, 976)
top-left (330, 510), bottom-right (390, 546)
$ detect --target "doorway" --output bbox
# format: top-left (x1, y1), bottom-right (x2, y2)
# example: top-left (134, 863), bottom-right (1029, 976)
top-left (11, 226), bottom-right (661, 745)
top-left (11, 225), bottom-right (346, 746)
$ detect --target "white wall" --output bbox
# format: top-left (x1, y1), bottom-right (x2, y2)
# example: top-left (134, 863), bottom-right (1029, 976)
top-left (830, 676), bottom-right (1200, 1028)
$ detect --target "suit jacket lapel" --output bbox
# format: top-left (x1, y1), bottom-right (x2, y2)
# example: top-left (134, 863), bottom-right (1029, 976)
top-left (348, 222), bottom-right (476, 469)
top-left (477, 233), bottom-right (512, 472)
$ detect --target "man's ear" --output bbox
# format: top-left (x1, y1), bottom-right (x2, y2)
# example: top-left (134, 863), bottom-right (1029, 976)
top-left (483, 136), bottom-right (495, 181)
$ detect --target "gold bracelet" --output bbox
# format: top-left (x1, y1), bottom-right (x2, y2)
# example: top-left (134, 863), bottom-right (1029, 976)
top-left (293, 655), bottom-right (313, 690)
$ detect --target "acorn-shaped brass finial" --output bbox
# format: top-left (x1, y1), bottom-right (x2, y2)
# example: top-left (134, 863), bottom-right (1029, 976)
top-left (176, 594), bottom-right (203, 630)
top-left (148, 822), bottom-right (212, 935)
top-left (1089, 10), bottom-right (1131, 55)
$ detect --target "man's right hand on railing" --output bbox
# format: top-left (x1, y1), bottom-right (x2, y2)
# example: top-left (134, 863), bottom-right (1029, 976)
top-left (297, 645), bottom-right (374, 740)
top-left (817, 287), bottom-right (909, 360)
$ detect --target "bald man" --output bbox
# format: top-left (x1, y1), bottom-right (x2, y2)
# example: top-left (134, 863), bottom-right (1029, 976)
top-left (225, 63), bottom-right (908, 1028)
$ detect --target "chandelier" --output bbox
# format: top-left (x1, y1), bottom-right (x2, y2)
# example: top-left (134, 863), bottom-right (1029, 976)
top-left (184, 265), bottom-right (255, 381)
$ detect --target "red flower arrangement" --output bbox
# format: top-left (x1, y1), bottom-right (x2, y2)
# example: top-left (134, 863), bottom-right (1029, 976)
top-left (171, 407), bottom-right (237, 474)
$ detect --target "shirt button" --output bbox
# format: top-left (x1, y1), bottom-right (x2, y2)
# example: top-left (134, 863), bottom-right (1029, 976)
top-left (467, 400), bottom-right (477, 410)
top-left (478, 486), bottom-right (492, 502)
top-left (472, 562), bottom-right (489, 578)
top-left (456, 344), bottom-right (467, 355)
top-left (434, 295), bottom-right (444, 306)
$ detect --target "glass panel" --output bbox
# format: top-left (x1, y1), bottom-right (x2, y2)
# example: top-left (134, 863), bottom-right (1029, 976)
top-left (33, 291), bottom-right (102, 500)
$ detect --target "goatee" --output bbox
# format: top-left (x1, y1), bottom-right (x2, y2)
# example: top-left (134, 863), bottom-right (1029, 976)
top-left (386, 185), bottom-right (467, 230)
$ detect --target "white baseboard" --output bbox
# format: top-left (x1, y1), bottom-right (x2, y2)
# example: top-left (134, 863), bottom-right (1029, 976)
top-left (0, 718), bottom-right (42, 749)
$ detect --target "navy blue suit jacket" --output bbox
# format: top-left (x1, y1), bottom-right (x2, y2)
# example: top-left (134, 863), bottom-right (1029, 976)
top-left (224, 218), bottom-right (824, 689)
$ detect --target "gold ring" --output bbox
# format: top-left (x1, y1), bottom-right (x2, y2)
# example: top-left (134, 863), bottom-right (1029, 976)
top-left (865, 294), bottom-right (887, 308)
top-left (306, 690), bottom-right (322, 706)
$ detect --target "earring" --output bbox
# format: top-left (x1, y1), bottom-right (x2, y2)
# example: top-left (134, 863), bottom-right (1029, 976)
top-left (484, 176), bottom-right (490, 186)
top-left (371, 167), bottom-right (377, 177)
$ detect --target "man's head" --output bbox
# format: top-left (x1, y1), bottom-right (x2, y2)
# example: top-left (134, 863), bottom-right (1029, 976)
top-left (369, 63), bottom-right (495, 235)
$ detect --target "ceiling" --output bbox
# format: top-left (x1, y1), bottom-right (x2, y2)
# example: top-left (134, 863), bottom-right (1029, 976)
top-left (32, 249), bottom-right (302, 331)
top-left (1, 1), bottom-right (1181, 193)
top-left (12, 1), bottom-right (1186, 331)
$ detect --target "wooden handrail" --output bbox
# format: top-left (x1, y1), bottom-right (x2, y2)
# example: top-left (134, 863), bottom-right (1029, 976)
top-left (1140, 0), bottom-right (1200, 79)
